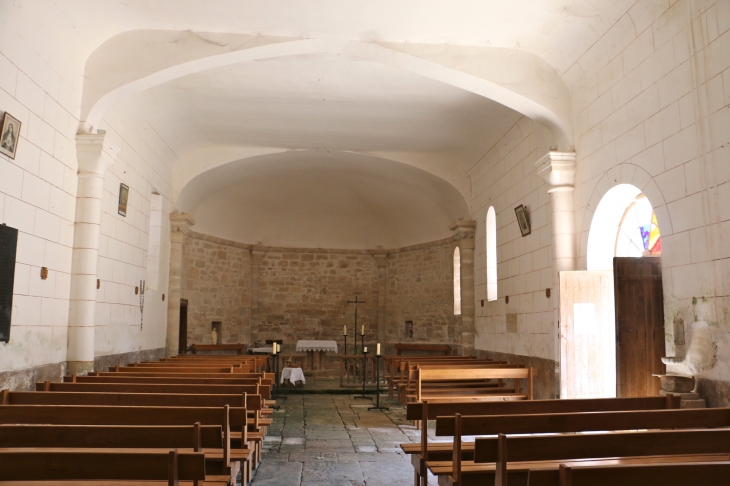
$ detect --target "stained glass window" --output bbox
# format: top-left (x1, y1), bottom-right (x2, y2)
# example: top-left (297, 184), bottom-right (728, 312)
top-left (615, 194), bottom-right (662, 257)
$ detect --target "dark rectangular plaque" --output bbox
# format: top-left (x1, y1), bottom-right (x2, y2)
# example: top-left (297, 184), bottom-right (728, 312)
top-left (0, 224), bottom-right (18, 342)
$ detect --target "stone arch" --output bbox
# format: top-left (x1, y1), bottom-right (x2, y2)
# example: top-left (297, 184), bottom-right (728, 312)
top-left (81, 35), bottom-right (573, 148)
top-left (579, 163), bottom-right (672, 269)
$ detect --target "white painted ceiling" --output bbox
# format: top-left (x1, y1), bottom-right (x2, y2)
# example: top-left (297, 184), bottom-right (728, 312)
top-left (177, 151), bottom-right (470, 249)
top-left (41, 0), bottom-right (635, 248)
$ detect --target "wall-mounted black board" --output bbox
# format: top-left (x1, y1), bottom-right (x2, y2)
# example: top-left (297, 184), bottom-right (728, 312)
top-left (0, 224), bottom-right (18, 342)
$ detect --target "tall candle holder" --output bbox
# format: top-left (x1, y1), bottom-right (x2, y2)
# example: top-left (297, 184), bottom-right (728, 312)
top-left (368, 352), bottom-right (389, 411)
top-left (343, 333), bottom-right (348, 356)
top-left (355, 349), bottom-right (372, 400)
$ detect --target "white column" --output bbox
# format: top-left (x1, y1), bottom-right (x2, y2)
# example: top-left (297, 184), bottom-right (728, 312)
top-left (450, 220), bottom-right (476, 356)
top-left (166, 213), bottom-right (195, 357)
top-left (535, 152), bottom-right (577, 373)
top-left (67, 133), bottom-right (119, 374)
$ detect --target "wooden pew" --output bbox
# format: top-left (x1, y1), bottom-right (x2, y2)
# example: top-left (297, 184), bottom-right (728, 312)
top-left (110, 366), bottom-right (244, 374)
top-left (48, 380), bottom-right (271, 402)
top-left (0, 405), bottom-right (250, 476)
top-left (431, 407), bottom-right (730, 486)
top-left (387, 357), bottom-right (480, 397)
top-left (414, 367), bottom-right (534, 403)
top-left (397, 362), bottom-right (515, 404)
top-left (0, 423), bottom-right (233, 484)
top-left (15, 386), bottom-right (270, 468)
top-left (530, 461), bottom-right (730, 486)
top-left (395, 343), bottom-right (452, 355)
top-left (0, 449), bottom-right (210, 485)
top-left (402, 396), bottom-right (682, 486)
top-left (479, 429), bottom-right (730, 486)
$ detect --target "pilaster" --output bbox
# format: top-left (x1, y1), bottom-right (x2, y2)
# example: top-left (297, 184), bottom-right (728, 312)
top-left (166, 213), bottom-right (195, 357)
top-left (450, 220), bottom-right (476, 356)
top-left (67, 133), bottom-right (119, 374)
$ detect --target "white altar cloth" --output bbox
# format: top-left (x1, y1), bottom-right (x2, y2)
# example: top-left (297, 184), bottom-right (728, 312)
top-left (295, 340), bottom-right (338, 353)
top-left (281, 367), bottom-right (306, 385)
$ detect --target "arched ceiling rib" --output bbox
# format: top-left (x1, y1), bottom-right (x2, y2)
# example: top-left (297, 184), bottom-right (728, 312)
top-left (83, 33), bottom-right (573, 149)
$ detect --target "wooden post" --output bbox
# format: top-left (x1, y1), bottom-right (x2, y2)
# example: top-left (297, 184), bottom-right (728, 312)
top-left (559, 464), bottom-right (572, 486)
top-left (452, 413), bottom-right (462, 486)
top-left (496, 433), bottom-right (508, 486)
top-left (421, 400), bottom-right (429, 486)
top-left (167, 449), bottom-right (179, 486)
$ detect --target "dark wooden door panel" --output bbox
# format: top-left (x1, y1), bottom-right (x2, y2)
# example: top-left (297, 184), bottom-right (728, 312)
top-left (614, 257), bottom-right (665, 397)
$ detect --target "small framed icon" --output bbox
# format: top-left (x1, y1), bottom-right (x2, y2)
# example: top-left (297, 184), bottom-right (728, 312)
top-left (118, 183), bottom-right (129, 217)
top-left (0, 112), bottom-right (21, 160)
top-left (514, 204), bottom-right (531, 237)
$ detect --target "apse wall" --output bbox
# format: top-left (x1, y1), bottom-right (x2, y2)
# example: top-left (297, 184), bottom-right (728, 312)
top-left (179, 230), bottom-right (462, 361)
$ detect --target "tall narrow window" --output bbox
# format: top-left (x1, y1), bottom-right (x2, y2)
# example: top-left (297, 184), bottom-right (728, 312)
top-left (453, 247), bottom-right (461, 315)
top-left (146, 192), bottom-right (163, 291)
top-left (486, 206), bottom-right (497, 301)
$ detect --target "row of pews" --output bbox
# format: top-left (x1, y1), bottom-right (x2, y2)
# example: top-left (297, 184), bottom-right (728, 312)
top-left (393, 356), bottom-right (729, 486)
top-left (0, 354), bottom-right (275, 485)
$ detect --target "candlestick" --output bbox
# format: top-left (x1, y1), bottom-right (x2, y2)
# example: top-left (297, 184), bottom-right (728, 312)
top-left (276, 343), bottom-right (281, 353)
top-left (361, 325), bottom-right (365, 336)
top-left (376, 343), bottom-right (380, 356)
top-left (272, 342), bottom-right (276, 354)
top-left (363, 346), bottom-right (367, 353)
top-left (344, 324), bottom-right (347, 335)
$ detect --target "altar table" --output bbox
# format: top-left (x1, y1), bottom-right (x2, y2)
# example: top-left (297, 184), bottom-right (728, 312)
top-left (295, 340), bottom-right (338, 371)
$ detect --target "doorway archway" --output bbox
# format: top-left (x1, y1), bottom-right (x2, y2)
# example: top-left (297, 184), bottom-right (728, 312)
top-left (562, 183), bottom-right (664, 398)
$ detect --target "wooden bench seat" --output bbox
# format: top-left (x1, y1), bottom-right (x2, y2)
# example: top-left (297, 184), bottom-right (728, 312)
top-left (530, 461), bottom-right (730, 486)
top-left (401, 396), bottom-right (682, 486)
top-left (0, 449), bottom-right (214, 486)
top-left (431, 407), bottom-right (730, 486)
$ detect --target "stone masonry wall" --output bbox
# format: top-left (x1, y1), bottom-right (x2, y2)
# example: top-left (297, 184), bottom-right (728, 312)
top-left (385, 240), bottom-right (461, 354)
top-left (178, 232), bottom-right (461, 359)
top-left (181, 236), bottom-right (251, 348)
top-left (257, 251), bottom-right (379, 355)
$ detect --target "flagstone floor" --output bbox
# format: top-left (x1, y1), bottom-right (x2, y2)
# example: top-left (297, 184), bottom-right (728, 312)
top-left (250, 394), bottom-right (439, 486)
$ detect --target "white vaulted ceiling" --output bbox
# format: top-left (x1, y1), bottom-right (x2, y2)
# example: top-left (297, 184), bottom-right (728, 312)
top-left (16, 0), bottom-right (639, 249)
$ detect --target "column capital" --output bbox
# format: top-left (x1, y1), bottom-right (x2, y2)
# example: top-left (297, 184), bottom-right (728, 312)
top-left (170, 213), bottom-right (195, 233)
top-left (535, 151), bottom-right (576, 191)
top-left (449, 219), bottom-right (476, 238)
top-left (369, 250), bottom-right (389, 268)
top-left (76, 132), bottom-right (120, 176)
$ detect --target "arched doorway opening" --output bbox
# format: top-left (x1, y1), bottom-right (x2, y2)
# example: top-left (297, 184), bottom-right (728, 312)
top-left (561, 184), bottom-right (663, 398)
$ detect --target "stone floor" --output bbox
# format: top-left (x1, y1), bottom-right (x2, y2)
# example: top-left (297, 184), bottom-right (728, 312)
top-left (250, 393), bottom-right (439, 486)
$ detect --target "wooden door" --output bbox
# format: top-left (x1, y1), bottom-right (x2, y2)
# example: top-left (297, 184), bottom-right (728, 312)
top-left (559, 271), bottom-right (615, 399)
top-left (178, 299), bottom-right (188, 354)
top-left (613, 257), bottom-right (665, 397)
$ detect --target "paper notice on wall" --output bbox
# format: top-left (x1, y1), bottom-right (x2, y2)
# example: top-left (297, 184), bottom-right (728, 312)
top-left (573, 303), bottom-right (597, 335)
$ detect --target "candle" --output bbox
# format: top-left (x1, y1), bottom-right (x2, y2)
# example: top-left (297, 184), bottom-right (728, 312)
top-left (376, 343), bottom-right (380, 355)
top-left (272, 342), bottom-right (276, 354)
top-left (277, 343), bottom-right (281, 353)
top-left (344, 324), bottom-right (347, 335)
top-left (361, 325), bottom-right (365, 336)
top-left (363, 346), bottom-right (367, 353)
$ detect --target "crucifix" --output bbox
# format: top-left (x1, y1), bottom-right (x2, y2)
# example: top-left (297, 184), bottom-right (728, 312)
top-left (345, 295), bottom-right (366, 355)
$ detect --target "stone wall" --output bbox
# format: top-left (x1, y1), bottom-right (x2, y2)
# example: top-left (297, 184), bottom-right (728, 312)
top-left (181, 236), bottom-right (251, 348)
top-left (178, 232), bottom-right (461, 359)
top-left (385, 240), bottom-right (461, 354)
top-left (257, 250), bottom-right (379, 355)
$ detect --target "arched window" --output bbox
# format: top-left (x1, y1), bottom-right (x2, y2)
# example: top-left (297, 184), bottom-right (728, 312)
top-left (453, 247), bottom-right (461, 315)
top-left (486, 206), bottom-right (497, 301)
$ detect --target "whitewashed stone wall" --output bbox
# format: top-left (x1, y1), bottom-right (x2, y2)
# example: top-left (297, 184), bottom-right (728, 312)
top-left (0, 4), bottom-right (88, 381)
top-left (471, 117), bottom-right (556, 363)
top-left (0, 4), bottom-right (174, 387)
top-left (567, 0), bottom-right (730, 402)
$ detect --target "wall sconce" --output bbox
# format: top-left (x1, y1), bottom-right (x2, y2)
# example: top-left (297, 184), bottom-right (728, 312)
top-left (481, 300), bottom-right (484, 307)
top-left (162, 294), bottom-right (165, 301)
top-left (40, 267), bottom-right (48, 280)
top-left (97, 279), bottom-right (101, 289)
top-left (505, 295), bottom-right (509, 304)
top-left (135, 286), bottom-right (139, 295)
top-left (546, 288), bottom-right (551, 298)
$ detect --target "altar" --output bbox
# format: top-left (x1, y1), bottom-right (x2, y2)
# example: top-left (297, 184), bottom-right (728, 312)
top-left (296, 340), bottom-right (338, 371)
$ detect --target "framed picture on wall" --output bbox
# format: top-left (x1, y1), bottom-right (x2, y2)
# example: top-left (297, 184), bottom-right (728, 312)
top-left (514, 204), bottom-right (531, 237)
top-left (118, 183), bottom-right (129, 217)
top-left (0, 112), bottom-right (21, 160)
